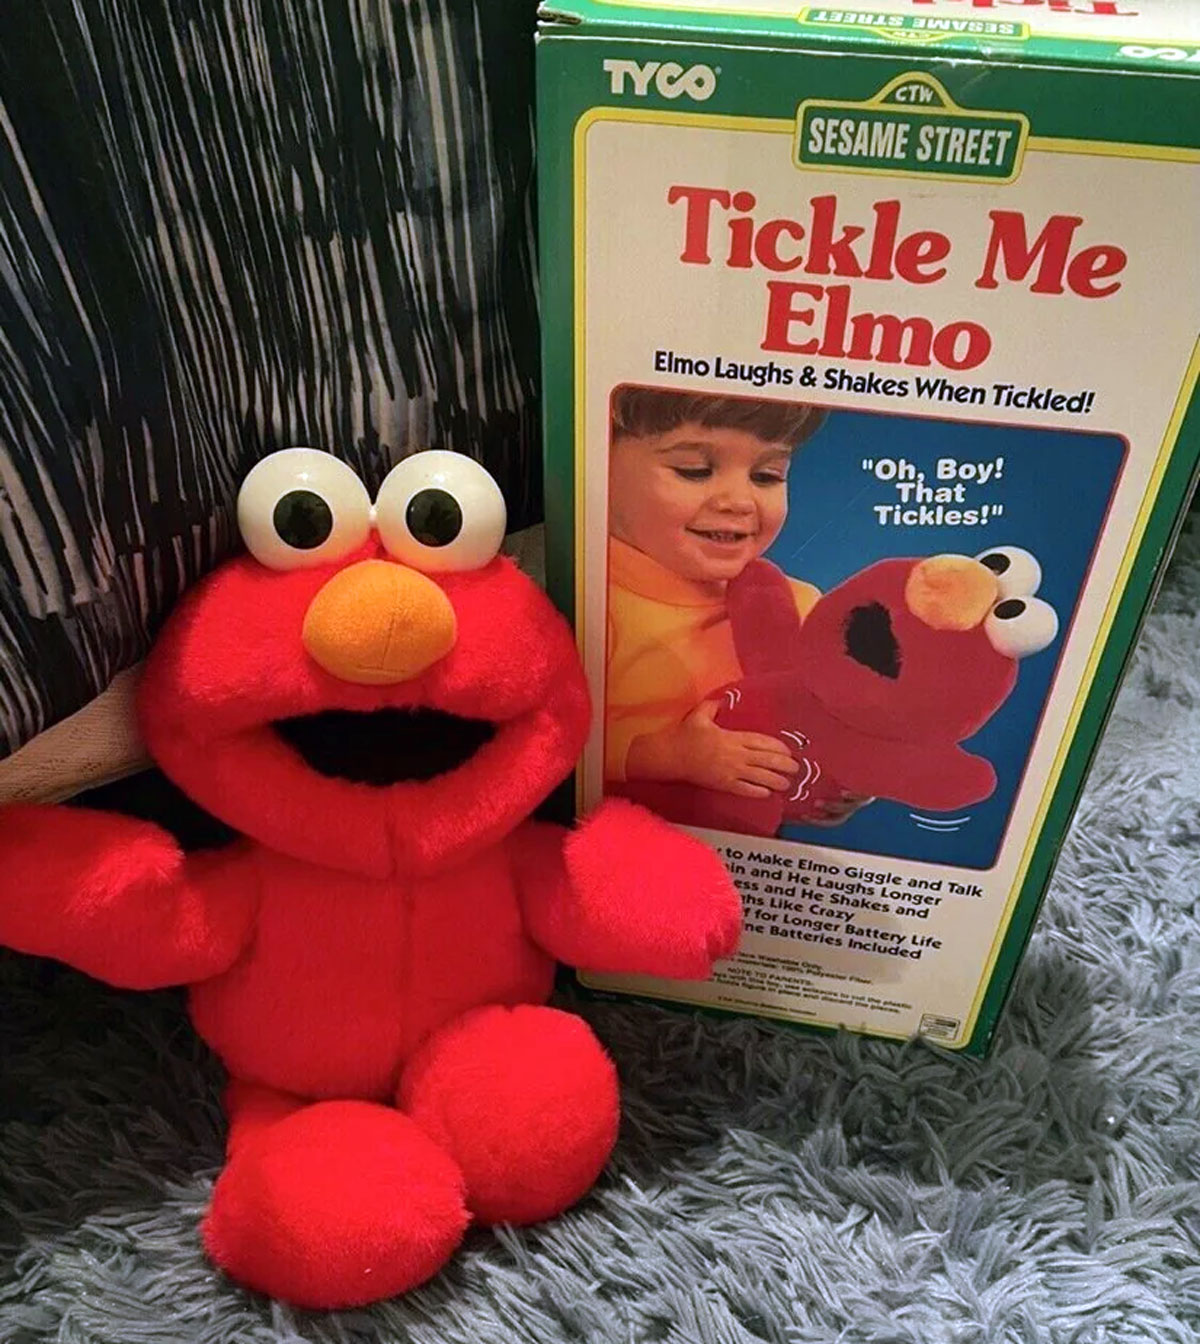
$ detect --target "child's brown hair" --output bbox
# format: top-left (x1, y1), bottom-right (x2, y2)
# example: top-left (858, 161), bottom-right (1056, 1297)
top-left (611, 386), bottom-right (825, 448)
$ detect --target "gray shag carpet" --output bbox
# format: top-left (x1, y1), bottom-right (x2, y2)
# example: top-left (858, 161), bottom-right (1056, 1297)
top-left (2, 526), bottom-right (1199, 1344)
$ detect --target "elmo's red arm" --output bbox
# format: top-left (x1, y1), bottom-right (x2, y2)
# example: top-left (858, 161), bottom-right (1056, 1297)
top-left (810, 737), bottom-right (997, 815)
top-left (0, 806), bottom-right (256, 989)
top-left (510, 799), bottom-right (742, 980)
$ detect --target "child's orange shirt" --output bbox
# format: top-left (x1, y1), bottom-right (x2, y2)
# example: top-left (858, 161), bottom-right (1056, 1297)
top-left (604, 538), bottom-right (820, 783)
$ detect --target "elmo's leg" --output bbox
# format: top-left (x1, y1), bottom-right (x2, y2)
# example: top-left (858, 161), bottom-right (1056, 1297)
top-left (398, 1005), bottom-right (619, 1225)
top-left (203, 1080), bottom-right (468, 1308)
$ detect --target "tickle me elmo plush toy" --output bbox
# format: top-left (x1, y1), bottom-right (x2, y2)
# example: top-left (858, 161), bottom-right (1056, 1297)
top-left (624, 547), bottom-right (1058, 837)
top-left (0, 448), bottom-right (741, 1309)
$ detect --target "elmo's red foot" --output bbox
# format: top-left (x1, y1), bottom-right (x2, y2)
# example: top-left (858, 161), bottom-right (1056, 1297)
top-left (399, 1005), bottom-right (619, 1226)
top-left (203, 1100), bottom-right (468, 1308)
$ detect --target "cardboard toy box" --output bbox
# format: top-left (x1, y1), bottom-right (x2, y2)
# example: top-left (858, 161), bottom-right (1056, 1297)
top-left (536, 0), bottom-right (1200, 1054)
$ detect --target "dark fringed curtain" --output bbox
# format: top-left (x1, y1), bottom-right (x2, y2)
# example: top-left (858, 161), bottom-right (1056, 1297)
top-left (0, 0), bottom-right (540, 757)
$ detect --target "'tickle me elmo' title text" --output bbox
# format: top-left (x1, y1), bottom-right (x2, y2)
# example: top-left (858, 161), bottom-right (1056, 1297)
top-left (668, 186), bottom-right (1128, 373)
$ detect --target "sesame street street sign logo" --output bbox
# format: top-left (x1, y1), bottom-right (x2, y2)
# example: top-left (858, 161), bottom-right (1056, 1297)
top-left (797, 8), bottom-right (1030, 43)
top-left (795, 74), bottom-right (1030, 181)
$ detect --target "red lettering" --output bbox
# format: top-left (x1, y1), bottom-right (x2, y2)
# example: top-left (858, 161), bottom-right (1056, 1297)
top-left (849, 309), bottom-right (929, 362)
top-left (996, 0), bottom-right (1137, 9)
top-left (864, 200), bottom-right (900, 281)
top-left (727, 191), bottom-right (759, 269)
top-left (933, 322), bottom-right (992, 370)
top-left (754, 219), bottom-right (806, 272)
top-left (762, 281), bottom-right (823, 353)
top-left (848, 311), bottom-right (935, 366)
top-left (977, 211), bottom-right (1127, 297)
top-left (727, 216), bottom-right (755, 269)
top-left (806, 195), bottom-right (865, 277)
top-left (1067, 244), bottom-right (1127, 297)
top-left (764, 281), bottom-right (990, 372)
top-left (820, 283), bottom-right (851, 357)
top-left (667, 185), bottom-right (730, 264)
top-left (975, 211), bottom-right (1083, 294)
top-left (895, 231), bottom-right (951, 284)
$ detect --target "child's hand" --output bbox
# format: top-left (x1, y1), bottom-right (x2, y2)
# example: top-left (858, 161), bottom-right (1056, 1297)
top-left (626, 701), bottom-right (800, 798)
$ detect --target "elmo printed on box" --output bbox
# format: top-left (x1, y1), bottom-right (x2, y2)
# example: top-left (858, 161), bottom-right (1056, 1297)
top-left (536, 0), bottom-right (1200, 1054)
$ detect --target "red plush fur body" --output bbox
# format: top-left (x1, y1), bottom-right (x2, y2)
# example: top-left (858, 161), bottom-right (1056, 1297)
top-left (0, 539), bottom-right (740, 1309)
top-left (626, 557), bottom-right (1015, 837)
top-left (186, 845), bottom-right (554, 1101)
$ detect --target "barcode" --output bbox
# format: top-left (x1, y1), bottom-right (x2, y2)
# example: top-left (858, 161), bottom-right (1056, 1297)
top-left (919, 1013), bottom-right (960, 1041)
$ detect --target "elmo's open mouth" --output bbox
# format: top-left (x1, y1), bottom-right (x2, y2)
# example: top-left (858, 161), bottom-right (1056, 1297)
top-left (844, 602), bottom-right (902, 680)
top-left (273, 707), bottom-right (496, 786)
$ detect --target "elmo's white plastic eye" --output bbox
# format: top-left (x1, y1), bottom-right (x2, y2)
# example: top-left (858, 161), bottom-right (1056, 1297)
top-left (974, 545), bottom-right (1042, 600)
top-left (237, 448), bottom-right (372, 570)
top-left (375, 450), bottom-right (506, 572)
top-left (985, 596), bottom-right (1059, 659)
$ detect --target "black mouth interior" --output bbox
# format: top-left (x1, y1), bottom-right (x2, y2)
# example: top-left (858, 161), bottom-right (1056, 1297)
top-left (273, 707), bottom-right (496, 786)
top-left (844, 602), bottom-right (902, 680)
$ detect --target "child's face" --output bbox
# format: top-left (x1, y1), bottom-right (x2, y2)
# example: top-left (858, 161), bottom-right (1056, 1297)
top-left (609, 421), bottom-right (791, 583)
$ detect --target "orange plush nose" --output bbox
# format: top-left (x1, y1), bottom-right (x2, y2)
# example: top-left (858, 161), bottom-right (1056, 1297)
top-left (905, 555), bottom-right (998, 632)
top-left (302, 559), bottom-right (456, 684)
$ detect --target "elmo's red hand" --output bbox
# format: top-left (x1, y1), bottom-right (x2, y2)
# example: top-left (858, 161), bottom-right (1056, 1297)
top-left (513, 799), bottom-right (742, 980)
top-left (0, 805), bottom-right (254, 989)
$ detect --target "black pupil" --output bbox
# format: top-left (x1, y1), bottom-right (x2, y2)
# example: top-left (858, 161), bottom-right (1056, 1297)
top-left (994, 599), bottom-right (1026, 620)
top-left (407, 488), bottom-right (462, 547)
top-left (980, 552), bottom-right (1011, 575)
top-left (273, 490), bottom-right (334, 550)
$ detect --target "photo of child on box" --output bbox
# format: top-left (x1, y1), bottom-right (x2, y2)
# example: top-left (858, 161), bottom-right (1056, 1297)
top-left (605, 386), bottom-right (1125, 870)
